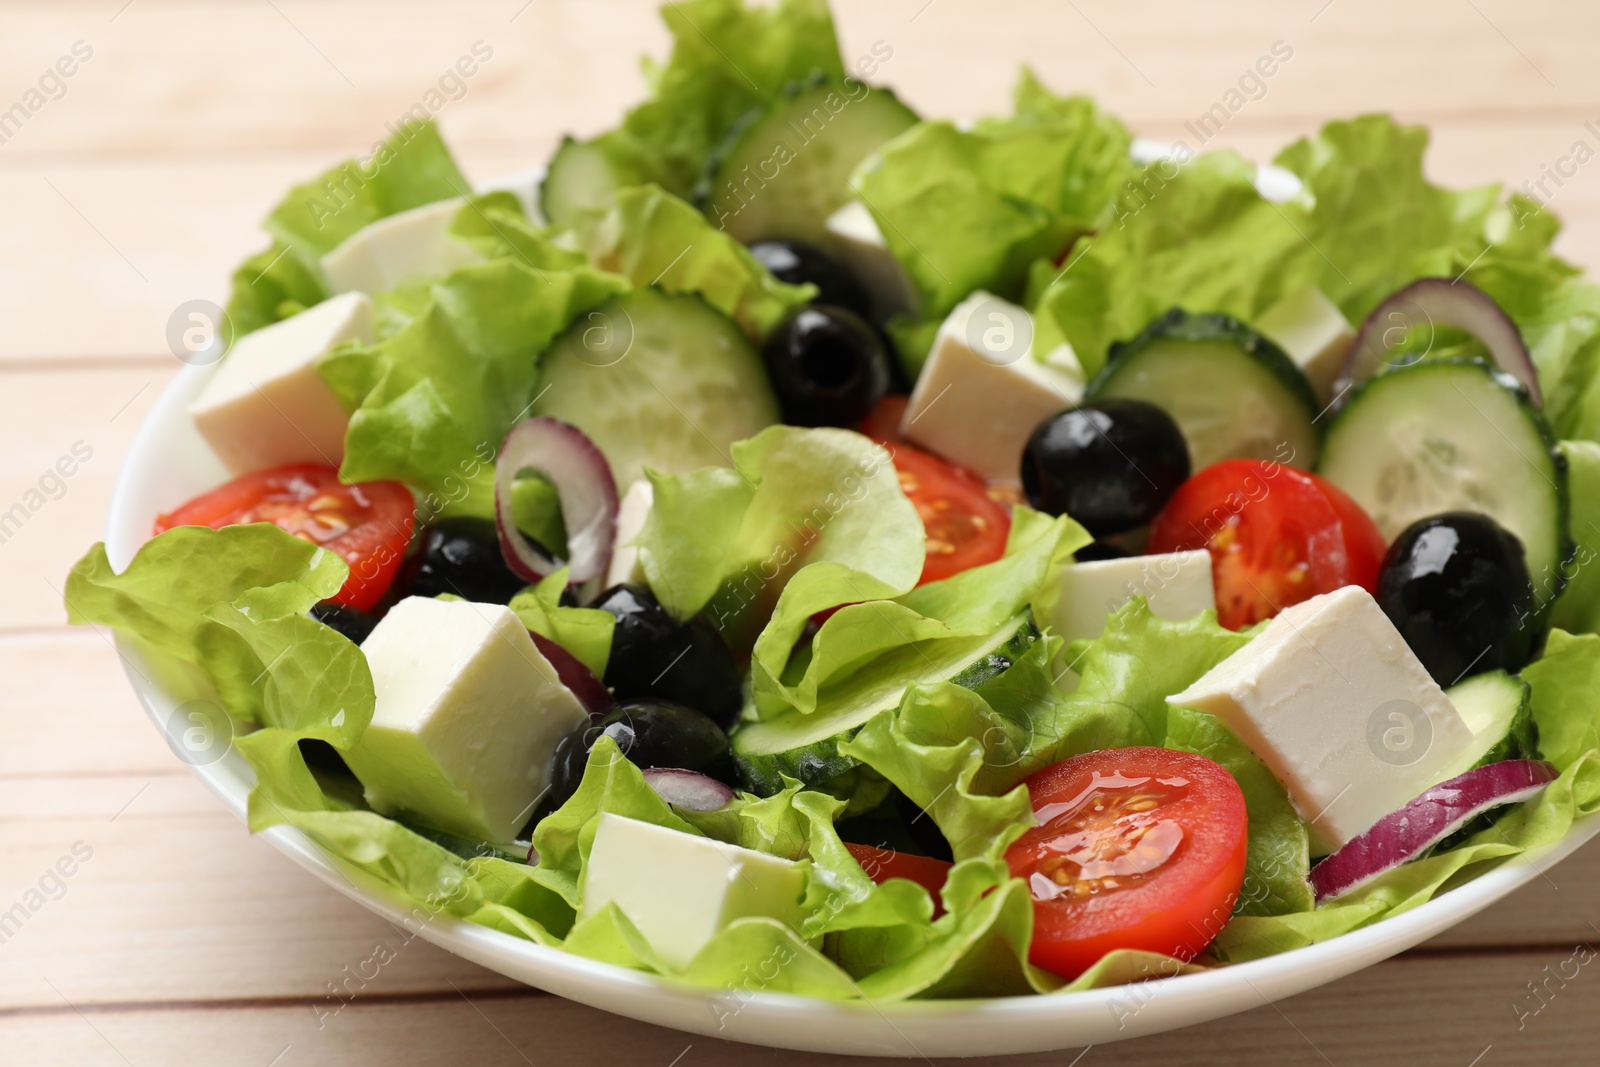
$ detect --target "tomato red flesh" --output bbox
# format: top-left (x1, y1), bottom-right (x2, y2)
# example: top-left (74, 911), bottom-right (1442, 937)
top-left (845, 843), bottom-right (953, 909)
top-left (1006, 747), bottom-right (1247, 980)
top-left (888, 445), bottom-right (1011, 584)
top-left (858, 394), bottom-right (912, 445)
top-left (1146, 459), bottom-right (1387, 630)
top-left (851, 397), bottom-right (1016, 589)
top-left (154, 463), bottom-right (415, 612)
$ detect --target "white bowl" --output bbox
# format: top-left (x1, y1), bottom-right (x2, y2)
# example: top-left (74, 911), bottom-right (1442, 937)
top-left (105, 230), bottom-right (1600, 1062)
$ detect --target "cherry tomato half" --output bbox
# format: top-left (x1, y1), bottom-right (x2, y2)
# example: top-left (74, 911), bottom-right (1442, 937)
top-left (845, 842), bottom-right (953, 908)
top-left (859, 393), bottom-right (912, 445)
top-left (890, 445), bottom-right (1012, 585)
top-left (858, 398), bottom-right (1012, 586)
top-left (1005, 747), bottom-right (1248, 980)
top-left (154, 463), bottom-right (415, 612)
top-left (1146, 459), bottom-right (1387, 630)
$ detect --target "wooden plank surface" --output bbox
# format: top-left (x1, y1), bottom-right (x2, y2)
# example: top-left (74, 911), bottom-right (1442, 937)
top-left (5, 0), bottom-right (1600, 1063)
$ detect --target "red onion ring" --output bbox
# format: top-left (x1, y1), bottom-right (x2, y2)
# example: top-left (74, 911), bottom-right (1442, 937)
top-left (1333, 277), bottom-right (1541, 408)
top-left (494, 417), bottom-right (619, 586)
top-left (1310, 759), bottom-right (1557, 903)
top-left (529, 631), bottom-right (614, 716)
top-left (641, 768), bottom-right (737, 812)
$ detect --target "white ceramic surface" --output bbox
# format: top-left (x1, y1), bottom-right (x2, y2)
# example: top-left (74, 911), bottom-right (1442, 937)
top-left (101, 175), bottom-right (1600, 1059)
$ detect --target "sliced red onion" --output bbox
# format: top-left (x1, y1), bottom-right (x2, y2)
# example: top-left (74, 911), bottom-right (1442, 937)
top-left (494, 417), bottom-right (619, 586)
top-left (1334, 277), bottom-right (1541, 408)
top-left (1311, 759), bottom-right (1558, 903)
top-left (641, 768), bottom-right (737, 812)
top-left (529, 631), bottom-right (614, 716)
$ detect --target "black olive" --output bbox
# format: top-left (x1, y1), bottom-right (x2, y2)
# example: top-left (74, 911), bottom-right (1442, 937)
top-left (748, 240), bottom-right (874, 321)
top-left (309, 600), bottom-right (379, 644)
top-left (542, 700), bottom-right (733, 814)
top-left (594, 583), bottom-right (743, 729)
top-left (399, 517), bottom-right (528, 604)
top-left (298, 739), bottom-right (352, 775)
top-left (1073, 541), bottom-right (1131, 562)
top-left (1376, 511), bottom-right (1536, 685)
top-left (892, 789), bottom-right (954, 863)
top-left (762, 306), bottom-right (892, 428)
top-left (1021, 399), bottom-right (1191, 536)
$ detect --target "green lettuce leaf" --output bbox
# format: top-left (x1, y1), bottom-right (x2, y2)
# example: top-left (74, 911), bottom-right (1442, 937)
top-left (1164, 706), bottom-right (1314, 916)
top-left (638, 427), bottom-right (924, 648)
top-left (751, 506), bottom-right (1084, 721)
top-left (1030, 115), bottom-right (1497, 375)
top-left (268, 120), bottom-right (471, 260)
top-left (526, 739), bottom-right (929, 990)
top-left (509, 570), bottom-right (616, 678)
top-left (1029, 149), bottom-right (1316, 375)
top-left (837, 595), bottom-right (1301, 914)
top-left (556, 0), bottom-right (845, 212)
top-left (66, 527), bottom-right (499, 920)
top-left (1456, 203), bottom-right (1600, 442)
top-left (534, 739), bottom-right (1070, 999)
top-left (850, 70), bottom-right (1132, 364)
top-left (225, 120), bottom-right (470, 339)
top-left (319, 259), bottom-right (628, 517)
top-left (449, 193), bottom-right (591, 273)
top-left (840, 679), bottom-right (1037, 863)
top-left (583, 184), bottom-right (815, 340)
top-left (1272, 115), bottom-right (1497, 321)
top-left (226, 241), bottom-right (329, 340)
top-left (65, 524), bottom-right (347, 660)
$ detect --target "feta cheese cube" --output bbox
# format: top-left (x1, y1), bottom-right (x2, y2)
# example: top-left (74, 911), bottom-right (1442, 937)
top-left (1255, 286), bottom-right (1353, 404)
top-left (1168, 586), bottom-right (1473, 854)
top-left (580, 813), bottom-right (807, 970)
top-left (605, 479), bottom-right (654, 589)
top-left (187, 292), bottom-right (372, 474)
top-left (320, 198), bottom-right (485, 295)
top-left (1050, 550), bottom-right (1215, 685)
top-left (899, 291), bottom-right (1083, 486)
top-left (824, 200), bottom-right (918, 320)
top-left (344, 596), bottom-right (588, 845)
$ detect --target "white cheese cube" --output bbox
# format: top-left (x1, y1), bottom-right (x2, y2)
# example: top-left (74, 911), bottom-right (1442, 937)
top-left (824, 200), bottom-right (918, 320)
top-left (580, 813), bottom-right (807, 970)
top-left (1051, 550), bottom-right (1215, 685)
top-left (320, 198), bottom-right (485, 295)
top-left (899, 291), bottom-right (1083, 486)
top-left (344, 596), bottom-right (588, 845)
top-left (187, 292), bottom-right (372, 474)
top-left (1168, 586), bottom-right (1473, 854)
top-left (1255, 286), bottom-right (1353, 404)
top-left (604, 480), bottom-right (654, 589)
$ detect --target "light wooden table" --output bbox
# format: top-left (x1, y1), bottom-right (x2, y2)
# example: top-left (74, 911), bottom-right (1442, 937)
top-left (5, 2), bottom-right (1600, 1064)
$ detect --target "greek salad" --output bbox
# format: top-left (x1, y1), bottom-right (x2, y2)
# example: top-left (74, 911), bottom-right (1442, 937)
top-left (68, 0), bottom-right (1600, 999)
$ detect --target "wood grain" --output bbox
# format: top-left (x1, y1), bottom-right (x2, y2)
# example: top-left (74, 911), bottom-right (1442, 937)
top-left (7, 948), bottom-right (1600, 1067)
top-left (5, 0), bottom-right (1600, 1063)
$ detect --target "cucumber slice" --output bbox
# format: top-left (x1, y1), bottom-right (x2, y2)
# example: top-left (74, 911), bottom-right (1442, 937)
top-left (1441, 670), bottom-right (1539, 781)
top-left (698, 79), bottom-right (919, 245)
top-left (1317, 358), bottom-right (1571, 601)
top-left (1086, 309), bottom-right (1321, 471)
top-left (531, 289), bottom-right (780, 489)
top-left (1435, 669), bottom-right (1541, 849)
top-left (540, 137), bottom-right (625, 231)
top-left (731, 615), bottom-right (1037, 795)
